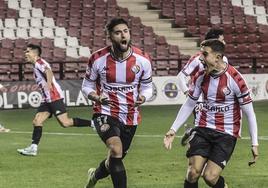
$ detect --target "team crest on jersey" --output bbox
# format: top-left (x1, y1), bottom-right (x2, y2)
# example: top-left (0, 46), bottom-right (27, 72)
top-left (131, 65), bottom-right (140, 74)
top-left (222, 87), bottom-right (231, 96)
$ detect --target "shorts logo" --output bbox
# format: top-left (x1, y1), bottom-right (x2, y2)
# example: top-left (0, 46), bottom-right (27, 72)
top-left (55, 110), bottom-right (62, 115)
top-left (221, 160), bottom-right (227, 166)
top-left (100, 124), bottom-right (110, 132)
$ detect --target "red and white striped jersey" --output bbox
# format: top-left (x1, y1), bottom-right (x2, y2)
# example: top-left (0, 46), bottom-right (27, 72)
top-left (33, 58), bottom-right (64, 103)
top-left (182, 52), bottom-right (229, 102)
top-left (182, 52), bottom-right (228, 79)
top-left (83, 46), bottom-right (152, 125)
top-left (189, 64), bottom-right (252, 138)
top-left (182, 52), bottom-right (203, 78)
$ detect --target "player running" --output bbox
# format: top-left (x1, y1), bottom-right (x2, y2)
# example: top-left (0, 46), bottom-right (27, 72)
top-left (164, 40), bottom-right (259, 188)
top-left (82, 18), bottom-right (153, 188)
top-left (178, 29), bottom-right (228, 146)
top-left (17, 44), bottom-right (94, 156)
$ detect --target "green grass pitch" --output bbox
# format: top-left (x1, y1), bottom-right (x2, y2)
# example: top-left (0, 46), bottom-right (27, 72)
top-left (0, 102), bottom-right (268, 188)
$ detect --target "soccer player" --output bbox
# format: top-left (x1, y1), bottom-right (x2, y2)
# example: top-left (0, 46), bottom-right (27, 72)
top-left (82, 18), bottom-right (152, 188)
top-left (17, 44), bottom-right (94, 156)
top-left (0, 84), bottom-right (10, 133)
top-left (178, 29), bottom-right (228, 145)
top-left (164, 40), bottom-right (259, 188)
top-left (178, 28), bottom-right (226, 95)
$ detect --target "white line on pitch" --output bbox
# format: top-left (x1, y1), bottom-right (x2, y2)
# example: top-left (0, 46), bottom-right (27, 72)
top-left (3, 131), bottom-right (268, 140)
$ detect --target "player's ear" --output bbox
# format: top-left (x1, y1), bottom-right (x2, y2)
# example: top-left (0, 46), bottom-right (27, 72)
top-left (216, 53), bottom-right (222, 62)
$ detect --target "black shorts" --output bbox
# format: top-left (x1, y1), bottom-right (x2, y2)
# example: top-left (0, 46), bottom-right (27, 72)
top-left (186, 127), bottom-right (237, 169)
top-left (93, 114), bottom-right (137, 157)
top-left (37, 99), bottom-right (67, 118)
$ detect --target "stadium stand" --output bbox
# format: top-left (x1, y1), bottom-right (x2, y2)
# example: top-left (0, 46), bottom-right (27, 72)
top-left (147, 0), bottom-right (268, 73)
top-left (0, 0), bottom-right (268, 81)
top-left (0, 0), bottom-right (183, 80)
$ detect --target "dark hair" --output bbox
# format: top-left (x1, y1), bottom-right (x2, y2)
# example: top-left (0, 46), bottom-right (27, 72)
top-left (27, 44), bottom-right (42, 56)
top-left (205, 28), bottom-right (224, 40)
top-left (202, 39), bottom-right (225, 55)
top-left (106, 17), bottom-right (129, 33)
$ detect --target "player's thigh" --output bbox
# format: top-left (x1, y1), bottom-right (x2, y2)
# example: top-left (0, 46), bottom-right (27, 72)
top-left (186, 155), bottom-right (207, 181)
top-left (94, 114), bottom-right (121, 143)
top-left (106, 136), bottom-right (123, 157)
top-left (188, 155), bottom-right (208, 174)
top-left (202, 160), bottom-right (223, 182)
top-left (33, 112), bottom-right (51, 125)
top-left (186, 128), bottom-right (211, 159)
top-left (209, 133), bottom-right (237, 169)
top-left (50, 99), bottom-right (67, 117)
top-left (37, 102), bottom-right (52, 117)
top-left (56, 112), bottom-right (73, 126)
top-left (121, 125), bottom-right (137, 157)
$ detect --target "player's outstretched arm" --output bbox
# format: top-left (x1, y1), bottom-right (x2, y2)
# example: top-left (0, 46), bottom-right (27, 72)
top-left (241, 102), bottom-right (259, 166)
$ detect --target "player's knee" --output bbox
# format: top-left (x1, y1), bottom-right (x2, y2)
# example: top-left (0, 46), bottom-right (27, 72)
top-left (33, 118), bottom-right (42, 126)
top-left (187, 166), bottom-right (202, 182)
top-left (32, 119), bottom-right (37, 125)
top-left (202, 171), bottom-right (219, 186)
top-left (109, 144), bottom-right (123, 158)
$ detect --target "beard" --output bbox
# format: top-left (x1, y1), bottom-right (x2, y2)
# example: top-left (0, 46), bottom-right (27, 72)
top-left (112, 40), bottom-right (131, 53)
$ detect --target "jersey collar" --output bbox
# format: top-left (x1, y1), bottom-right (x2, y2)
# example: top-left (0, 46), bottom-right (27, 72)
top-left (109, 46), bottom-right (133, 62)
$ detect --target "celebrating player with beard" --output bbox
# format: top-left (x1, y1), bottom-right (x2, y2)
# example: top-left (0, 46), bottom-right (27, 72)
top-left (82, 18), bottom-right (153, 188)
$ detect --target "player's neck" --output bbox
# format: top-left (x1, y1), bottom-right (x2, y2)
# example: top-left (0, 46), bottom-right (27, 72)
top-left (111, 46), bottom-right (131, 61)
top-left (29, 56), bottom-right (40, 64)
top-left (211, 61), bottom-right (227, 75)
top-left (34, 56), bottom-right (41, 62)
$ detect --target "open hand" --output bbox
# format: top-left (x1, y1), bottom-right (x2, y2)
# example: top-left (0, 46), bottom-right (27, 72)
top-left (248, 145), bottom-right (259, 166)
top-left (163, 129), bottom-right (176, 150)
top-left (98, 96), bottom-right (115, 107)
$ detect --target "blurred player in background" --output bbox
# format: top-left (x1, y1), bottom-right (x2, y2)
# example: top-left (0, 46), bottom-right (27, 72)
top-left (82, 18), bottom-right (153, 188)
top-left (17, 44), bottom-right (94, 156)
top-left (164, 40), bottom-right (259, 188)
top-left (0, 84), bottom-right (10, 133)
top-left (178, 29), bottom-right (228, 145)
